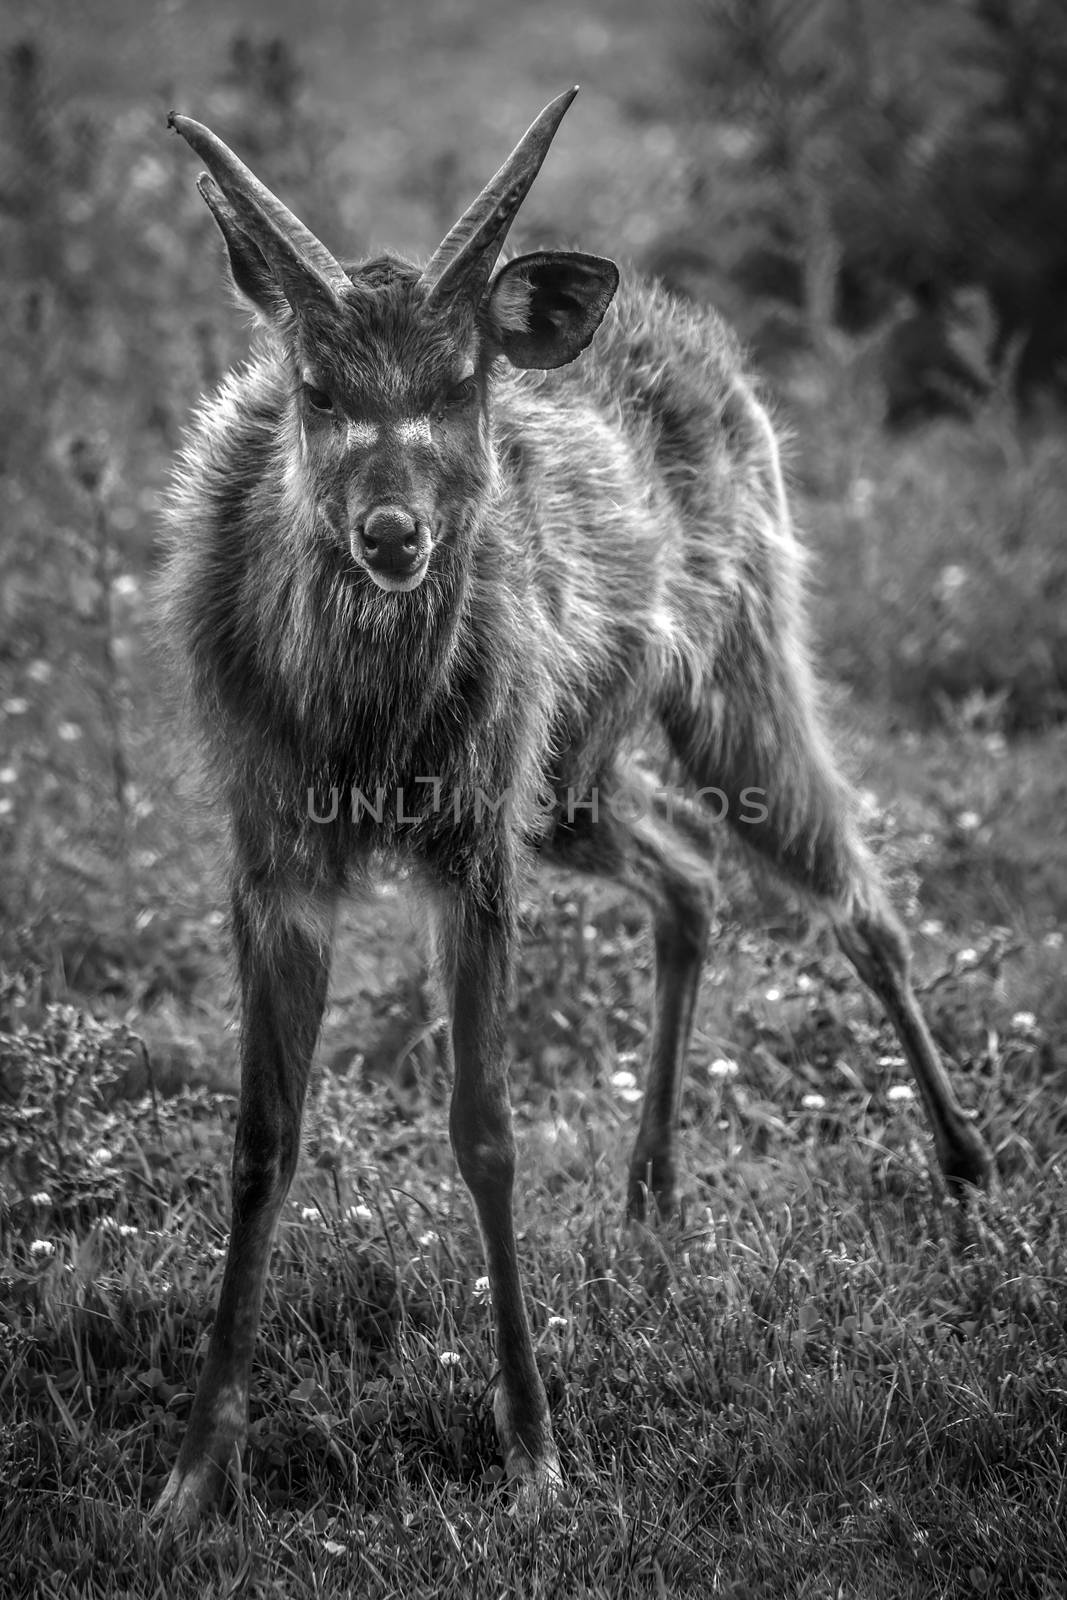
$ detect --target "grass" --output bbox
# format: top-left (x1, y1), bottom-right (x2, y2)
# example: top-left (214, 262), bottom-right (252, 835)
top-left (3, 859), bottom-right (1067, 1598)
top-left (8, 1178), bottom-right (1067, 1600)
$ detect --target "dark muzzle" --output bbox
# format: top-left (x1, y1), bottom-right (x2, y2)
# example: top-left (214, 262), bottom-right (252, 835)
top-left (356, 505), bottom-right (430, 582)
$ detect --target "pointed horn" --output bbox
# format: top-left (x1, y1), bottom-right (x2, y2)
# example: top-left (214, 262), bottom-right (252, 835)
top-left (168, 112), bottom-right (350, 309)
top-left (419, 87), bottom-right (579, 309)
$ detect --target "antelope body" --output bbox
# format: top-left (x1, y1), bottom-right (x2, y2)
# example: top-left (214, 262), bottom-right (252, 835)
top-left (157, 90), bottom-right (992, 1524)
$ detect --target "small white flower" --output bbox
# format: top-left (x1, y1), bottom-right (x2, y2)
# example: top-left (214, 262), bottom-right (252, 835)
top-left (956, 948), bottom-right (979, 970)
top-left (118, 1223), bottom-right (138, 1239)
top-left (299, 1205), bottom-right (318, 1222)
top-left (765, 987), bottom-right (782, 1003)
top-left (30, 1239), bottom-right (55, 1260)
top-left (473, 1275), bottom-right (491, 1302)
top-left (709, 1057), bottom-right (739, 1079)
top-left (956, 811), bottom-right (981, 832)
top-left (795, 973), bottom-right (815, 993)
top-left (1043, 931), bottom-right (1063, 950)
top-left (918, 919), bottom-right (943, 938)
top-left (801, 1093), bottom-right (826, 1111)
top-left (547, 1315), bottom-right (568, 1331)
top-left (610, 1067), bottom-right (642, 1103)
top-left (92, 1146), bottom-right (112, 1166)
top-left (887, 1084), bottom-right (915, 1103)
top-left (113, 574), bottom-right (140, 599)
top-left (877, 1054), bottom-right (906, 1068)
top-left (30, 1191), bottom-right (52, 1207)
top-left (438, 1350), bottom-right (461, 1369)
top-left (1010, 1012), bottom-right (1037, 1036)
top-left (418, 1230), bottom-right (437, 1247)
top-left (345, 1202), bottom-right (373, 1223)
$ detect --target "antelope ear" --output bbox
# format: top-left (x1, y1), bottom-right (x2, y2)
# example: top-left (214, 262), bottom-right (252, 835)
top-left (485, 251), bottom-right (618, 369)
top-left (196, 173), bottom-right (289, 320)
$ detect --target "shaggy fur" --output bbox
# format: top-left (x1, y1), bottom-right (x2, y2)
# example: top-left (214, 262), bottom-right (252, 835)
top-left (155, 114), bottom-right (992, 1529)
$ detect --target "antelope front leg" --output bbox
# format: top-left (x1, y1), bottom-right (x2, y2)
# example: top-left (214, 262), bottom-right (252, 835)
top-left (441, 892), bottom-right (562, 1511)
top-left (154, 876), bottom-right (334, 1526)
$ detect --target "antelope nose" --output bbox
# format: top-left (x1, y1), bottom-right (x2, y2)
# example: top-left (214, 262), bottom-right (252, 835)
top-left (358, 505), bottom-right (425, 576)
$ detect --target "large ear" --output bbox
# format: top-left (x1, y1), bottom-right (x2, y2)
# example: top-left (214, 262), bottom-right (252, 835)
top-left (485, 251), bottom-right (618, 370)
top-left (196, 174), bottom-right (287, 320)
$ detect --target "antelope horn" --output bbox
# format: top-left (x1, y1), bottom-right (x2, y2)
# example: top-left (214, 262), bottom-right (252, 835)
top-left (418, 87), bottom-right (579, 309)
top-left (168, 113), bottom-right (351, 310)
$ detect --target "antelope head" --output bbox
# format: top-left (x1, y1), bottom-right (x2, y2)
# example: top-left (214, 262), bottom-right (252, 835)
top-left (170, 91), bottom-right (618, 592)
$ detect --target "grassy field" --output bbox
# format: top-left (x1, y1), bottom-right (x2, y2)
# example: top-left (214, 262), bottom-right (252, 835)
top-left (2, 1), bottom-right (1067, 1596)
top-left (3, 895), bottom-right (1067, 1598)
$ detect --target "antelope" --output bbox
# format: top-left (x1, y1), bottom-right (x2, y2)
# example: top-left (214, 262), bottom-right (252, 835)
top-left (156, 89), bottom-right (992, 1525)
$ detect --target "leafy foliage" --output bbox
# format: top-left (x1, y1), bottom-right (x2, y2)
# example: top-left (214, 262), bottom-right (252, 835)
top-left (671, 0), bottom-right (1067, 386)
top-left (795, 384), bottom-right (1067, 730)
top-left (0, 35), bottom-right (327, 992)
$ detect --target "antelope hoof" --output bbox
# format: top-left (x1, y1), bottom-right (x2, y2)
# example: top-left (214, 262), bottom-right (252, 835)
top-left (152, 1455), bottom-right (230, 1531)
top-left (506, 1448), bottom-right (564, 1520)
top-left (942, 1125), bottom-right (995, 1197)
top-left (495, 1392), bottom-right (562, 1518)
top-left (626, 1170), bottom-right (679, 1225)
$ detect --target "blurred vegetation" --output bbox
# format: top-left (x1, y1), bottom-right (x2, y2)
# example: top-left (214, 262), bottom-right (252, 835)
top-left (0, 5), bottom-right (1065, 1010)
top-left (658, 0), bottom-right (1067, 397)
top-left (0, 0), bottom-right (1060, 1073)
top-left (0, 0), bottom-right (1059, 1089)
top-left (0, 32), bottom-right (334, 1002)
top-left (653, 0), bottom-right (1067, 734)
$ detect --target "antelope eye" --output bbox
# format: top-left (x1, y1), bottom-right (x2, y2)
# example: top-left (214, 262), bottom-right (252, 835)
top-left (304, 385), bottom-right (334, 414)
top-left (446, 377), bottom-right (477, 408)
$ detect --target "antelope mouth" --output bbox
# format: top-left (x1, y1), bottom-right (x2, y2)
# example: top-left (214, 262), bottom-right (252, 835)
top-left (365, 558), bottom-right (430, 594)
